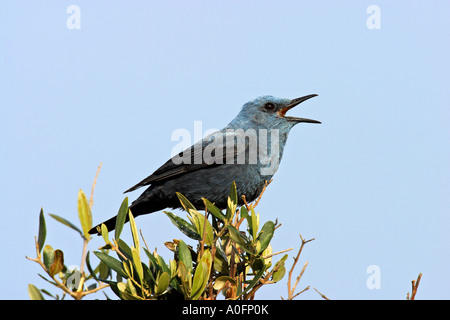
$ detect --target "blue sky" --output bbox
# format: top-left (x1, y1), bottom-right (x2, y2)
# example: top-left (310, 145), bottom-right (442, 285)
top-left (1, 1), bottom-right (449, 299)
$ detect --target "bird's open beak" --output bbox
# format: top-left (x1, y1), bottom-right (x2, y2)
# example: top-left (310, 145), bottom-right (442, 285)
top-left (278, 94), bottom-right (321, 124)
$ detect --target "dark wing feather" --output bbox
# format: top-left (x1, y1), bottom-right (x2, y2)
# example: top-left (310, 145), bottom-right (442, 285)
top-left (124, 131), bottom-right (248, 193)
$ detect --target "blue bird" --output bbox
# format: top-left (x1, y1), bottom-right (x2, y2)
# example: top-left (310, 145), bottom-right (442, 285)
top-left (90, 94), bottom-right (320, 234)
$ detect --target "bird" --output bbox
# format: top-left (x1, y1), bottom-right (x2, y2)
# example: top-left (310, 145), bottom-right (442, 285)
top-left (89, 94), bottom-right (320, 235)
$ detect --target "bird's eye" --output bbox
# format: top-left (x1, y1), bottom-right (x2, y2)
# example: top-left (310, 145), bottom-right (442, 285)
top-left (264, 103), bottom-right (276, 111)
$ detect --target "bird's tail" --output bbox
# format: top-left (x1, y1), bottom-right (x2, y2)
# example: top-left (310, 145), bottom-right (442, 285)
top-left (88, 198), bottom-right (167, 235)
top-left (88, 215), bottom-right (123, 235)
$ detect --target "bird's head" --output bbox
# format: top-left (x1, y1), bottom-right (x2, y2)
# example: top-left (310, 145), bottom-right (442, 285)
top-left (235, 94), bottom-right (320, 130)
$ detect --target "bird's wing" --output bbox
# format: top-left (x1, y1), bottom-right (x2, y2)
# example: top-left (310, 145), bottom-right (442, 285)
top-left (124, 130), bottom-right (251, 193)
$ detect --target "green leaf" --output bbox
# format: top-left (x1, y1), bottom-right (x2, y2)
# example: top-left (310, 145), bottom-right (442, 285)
top-left (229, 181), bottom-right (238, 206)
top-left (213, 254), bottom-right (229, 274)
top-left (128, 210), bottom-right (140, 251)
top-left (191, 249), bottom-right (212, 300)
top-left (202, 198), bottom-right (226, 221)
top-left (117, 239), bottom-right (133, 261)
top-left (131, 247), bottom-right (143, 284)
top-left (240, 205), bottom-right (248, 219)
top-left (28, 284), bottom-right (45, 300)
top-left (176, 192), bottom-right (197, 212)
top-left (226, 181), bottom-right (238, 220)
top-left (226, 225), bottom-right (253, 255)
top-left (49, 214), bottom-right (83, 238)
top-left (99, 261), bottom-right (111, 280)
top-left (177, 260), bottom-right (191, 297)
top-left (251, 258), bottom-right (265, 272)
top-left (43, 244), bottom-right (55, 271)
top-left (143, 248), bottom-right (161, 276)
top-left (191, 261), bottom-right (208, 300)
top-left (37, 208), bottom-right (46, 253)
top-left (115, 197), bottom-right (128, 240)
top-left (77, 189), bottom-right (92, 240)
top-left (213, 276), bottom-right (236, 291)
top-left (155, 272), bottom-right (170, 295)
top-left (85, 251), bottom-right (103, 282)
top-left (49, 249), bottom-right (64, 276)
top-left (157, 254), bottom-right (171, 275)
top-left (272, 254), bottom-right (288, 283)
top-left (256, 221), bottom-right (275, 254)
top-left (243, 265), bottom-right (266, 296)
top-left (272, 263), bottom-right (286, 283)
top-left (164, 211), bottom-right (201, 240)
top-left (248, 208), bottom-right (259, 240)
top-left (190, 210), bottom-right (214, 246)
top-left (177, 239), bottom-right (192, 272)
top-left (94, 251), bottom-right (127, 278)
top-left (101, 224), bottom-right (109, 244)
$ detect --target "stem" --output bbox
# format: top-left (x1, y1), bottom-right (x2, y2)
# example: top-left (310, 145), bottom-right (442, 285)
top-left (75, 238), bottom-right (89, 298)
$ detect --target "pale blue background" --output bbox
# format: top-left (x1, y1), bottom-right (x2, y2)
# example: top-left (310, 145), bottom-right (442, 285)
top-left (1, 1), bottom-right (449, 299)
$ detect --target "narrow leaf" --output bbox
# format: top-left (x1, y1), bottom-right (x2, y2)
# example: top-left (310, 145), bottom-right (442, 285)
top-left (28, 284), bottom-right (44, 300)
top-left (128, 210), bottom-right (140, 251)
top-left (176, 192), bottom-right (197, 212)
top-left (240, 205), bottom-right (248, 219)
top-left (94, 251), bottom-right (127, 278)
top-left (49, 214), bottom-right (83, 238)
top-left (177, 239), bottom-right (192, 272)
top-left (37, 208), bottom-right (46, 253)
top-left (226, 225), bottom-right (253, 254)
top-left (256, 221), bottom-right (275, 254)
top-left (190, 210), bottom-right (214, 246)
top-left (131, 247), bottom-right (143, 284)
top-left (77, 189), bottom-right (92, 239)
top-left (243, 265), bottom-right (266, 296)
top-left (229, 181), bottom-right (238, 205)
top-left (226, 182), bottom-right (238, 220)
top-left (248, 208), bottom-right (259, 240)
top-left (164, 211), bottom-right (201, 240)
top-left (202, 198), bottom-right (226, 221)
top-left (101, 224), bottom-right (109, 245)
top-left (117, 239), bottom-right (133, 261)
top-left (115, 197), bottom-right (128, 240)
top-left (85, 251), bottom-right (102, 282)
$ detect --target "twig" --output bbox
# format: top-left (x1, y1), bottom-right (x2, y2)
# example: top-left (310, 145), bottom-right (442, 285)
top-left (253, 179), bottom-right (272, 208)
top-left (241, 179), bottom-right (271, 212)
top-left (290, 285), bottom-right (310, 300)
top-left (261, 247), bottom-right (293, 260)
top-left (407, 273), bottom-right (422, 300)
top-left (287, 234), bottom-right (315, 300)
top-left (89, 162), bottom-right (102, 209)
top-left (26, 237), bottom-right (79, 299)
top-left (140, 229), bottom-right (151, 252)
top-left (241, 195), bottom-right (250, 212)
top-left (75, 238), bottom-right (89, 298)
top-left (80, 283), bottom-right (109, 297)
top-left (313, 287), bottom-right (330, 300)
